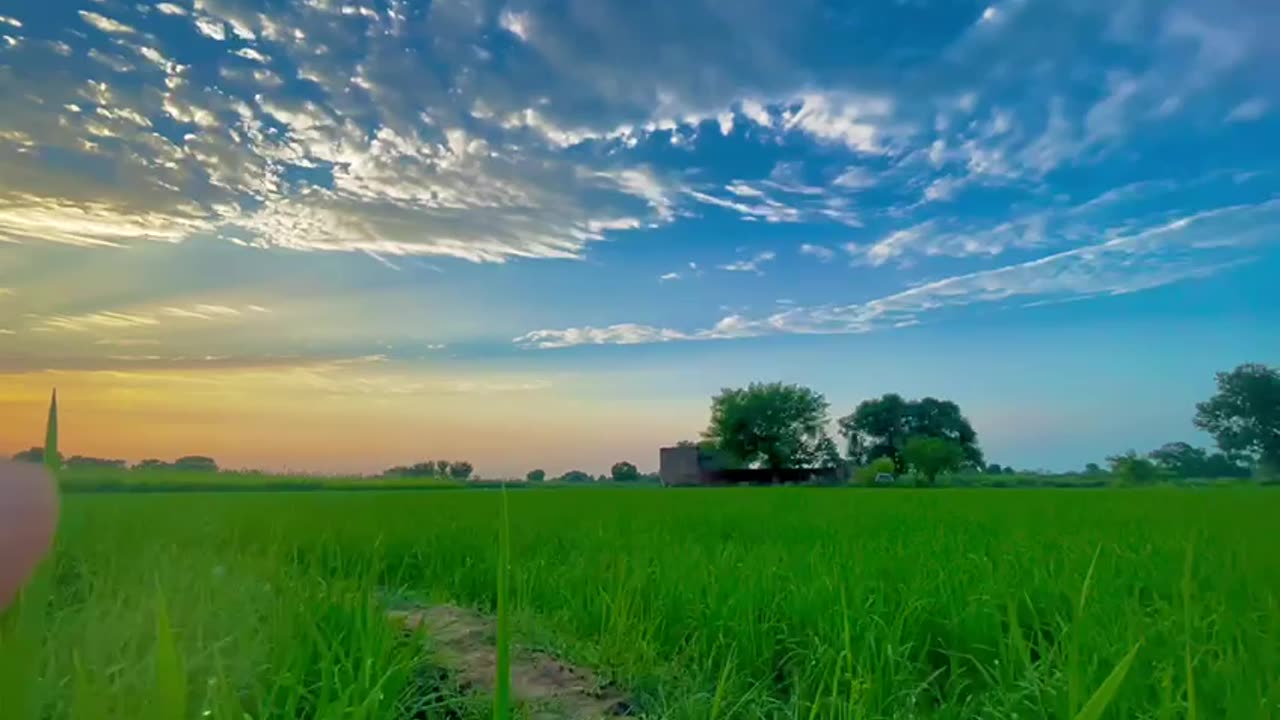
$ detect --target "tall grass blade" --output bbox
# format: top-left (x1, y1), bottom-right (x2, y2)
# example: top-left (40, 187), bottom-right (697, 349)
top-left (1072, 641), bottom-right (1141, 720)
top-left (493, 486), bottom-right (511, 720)
top-left (43, 388), bottom-right (59, 470)
top-left (0, 558), bottom-right (52, 720)
top-left (151, 591), bottom-right (187, 720)
top-left (1182, 542), bottom-right (1197, 720)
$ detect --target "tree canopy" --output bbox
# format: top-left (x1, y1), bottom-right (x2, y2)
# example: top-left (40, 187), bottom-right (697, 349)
top-left (902, 436), bottom-right (966, 485)
top-left (1148, 441), bottom-right (1249, 479)
top-left (1194, 363), bottom-right (1280, 471)
top-left (838, 394), bottom-right (982, 472)
top-left (702, 382), bottom-right (834, 470)
top-left (558, 470), bottom-right (593, 483)
top-left (610, 461), bottom-right (640, 482)
top-left (526, 469), bottom-right (546, 483)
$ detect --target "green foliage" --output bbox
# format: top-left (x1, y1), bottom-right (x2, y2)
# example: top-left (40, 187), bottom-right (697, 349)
top-left (611, 461), bottom-right (640, 482)
top-left (44, 389), bottom-right (59, 471)
top-left (1084, 462), bottom-right (1103, 475)
top-left (838, 394), bottom-right (983, 473)
top-left (985, 463), bottom-right (1004, 474)
top-left (1107, 451), bottom-right (1161, 485)
top-left (902, 436), bottom-right (966, 485)
top-left (11, 447), bottom-right (51, 464)
top-left (65, 456), bottom-right (127, 469)
top-left (19, 488), bottom-right (1279, 719)
top-left (448, 461), bottom-right (474, 481)
top-left (703, 382), bottom-right (833, 470)
top-left (1148, 442), bottom-right (1249, 479)
top-left (172, 456), bottom-right (217, 472)
top-left (854, 457), bottom-right (896, 486)
top-left (1195, 363), bottom-right (1280, 469)
top-left (525, 469), bottom-right (546, 483)
top-left (557, 470), bottom-right (594, 483)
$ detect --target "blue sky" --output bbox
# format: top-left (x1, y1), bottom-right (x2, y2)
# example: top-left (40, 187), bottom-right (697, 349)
top-left (0, 0), bottom-right (1277, 474)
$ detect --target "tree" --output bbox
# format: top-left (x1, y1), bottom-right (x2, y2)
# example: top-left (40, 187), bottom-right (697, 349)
top-left (526, 469), bottom-right (546, 483)
top-left (854, 457), bottom-right (896, 486)
top-left (1148, 441), bottom-right (1206, 477)
top-left (65, 456), bottom-right (126, 469)
top-left (434, 460), bottom-right (451, 477)
top-left (703, 382), bottom-right (833, 470)
top-left (610, 461), bottom-right (640, 482)
top-left (1084, 462), bottom-right (1103, 475)
top-left (12, 447), bottom-right (45, 463)
top-left (1107, 451), bottom-right (1160, 485)
top-left (173, 456), bottom-right (218, 472)
top-left (838, 394), bottom-right (983, 473)
top-left (558, 470), bottom-right (593, 483)
top-left (136, 458), bottom-right (169, 470)
top-left (985, 463), bottom-right (1004, 475)
top-left (902, 436), bottom-right (965, 485)
top-left (1194, 363), bottom-right (1280, 471)
top-left (449, 461), bottom-right (474, 481)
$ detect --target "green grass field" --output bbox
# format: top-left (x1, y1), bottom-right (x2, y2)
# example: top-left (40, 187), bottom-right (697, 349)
top-left (4, 486), bottom-right (1278, 719)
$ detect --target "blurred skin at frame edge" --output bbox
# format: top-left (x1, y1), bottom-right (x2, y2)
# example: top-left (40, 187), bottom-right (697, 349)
top-left (0, 460), bottom-right (59, 610)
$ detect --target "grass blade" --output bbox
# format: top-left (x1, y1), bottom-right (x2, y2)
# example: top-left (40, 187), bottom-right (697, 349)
top-left (1182, 542), bottom-right (1197, 720)
top-left (150, 591), bottom-right (187, 720)
top-left (493, 486), bottom-right (511, 720)
top-left (1072, 640), bottom-right (1141, 720)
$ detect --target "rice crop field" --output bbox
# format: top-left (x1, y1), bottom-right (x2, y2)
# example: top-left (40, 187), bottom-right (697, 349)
top-left (4, 485), bottom-right (1279, 719)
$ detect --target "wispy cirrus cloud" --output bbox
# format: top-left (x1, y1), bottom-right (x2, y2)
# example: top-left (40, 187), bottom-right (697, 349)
top-left (32, 303), bottom-right (269, 333)
top-left (517, 198), bottom-right (1280, 348)
top-left (718, 250), bottom-right (777, 274)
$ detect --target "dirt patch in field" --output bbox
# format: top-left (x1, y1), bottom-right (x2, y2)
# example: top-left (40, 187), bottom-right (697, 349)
top-left (389, 604), bottom-right (633, 719)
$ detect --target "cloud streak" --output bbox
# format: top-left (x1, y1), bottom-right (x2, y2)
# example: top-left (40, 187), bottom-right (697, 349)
top-left (517, 199), bottom-right (1279, 348)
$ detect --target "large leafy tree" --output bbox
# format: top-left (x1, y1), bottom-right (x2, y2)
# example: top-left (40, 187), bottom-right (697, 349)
top-left (703, 382), bottom-right (833, 470)
top-left (1195, 363), bottom-right (1280, 471)
top-left (838, 394), bottom-right (983, 473)
top-left (526, 469), bottom-right (546, 483)
top-left (1148, 441), bottom-right (1249, 479)
top-left (610, 461), bottom-right (640, 482)
top-left (902, 436), bottom-right (965, 485)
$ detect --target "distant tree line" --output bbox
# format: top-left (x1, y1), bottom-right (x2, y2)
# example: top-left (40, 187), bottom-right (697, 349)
top-left (678, 362), bottom-right (1278, 485)
top-left (11, 449), bottom-right (219, 472)
top-left (522, 462), bottom-right (659, 484)
top-left (382, 460), bottom-right (474, 481)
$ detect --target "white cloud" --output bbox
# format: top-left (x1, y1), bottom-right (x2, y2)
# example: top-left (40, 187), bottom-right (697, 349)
top-left (718, 250), bottom-right (776, 274)
top-left (79, 11), bottom-right (136, 35)
top-left (33, 303), bottom-right (268, 332)
top-left (799, 243), bottom-right (835, 262)
top-left (193, 15), bottom-right (226, 40)
top-left (499, 10), bottom-right (531, 41)
top-left (0, 15), bottom-right (22, 29)
top-left (234, 47), bottom-right (270, 63)
top-left (518, 199), bottom-right (1279, 347)
top-left (739, 100), bottom-right (772, 128)
top-left (831, 167), bottom-right (876, 190)
top-left (716, 111), bottom-right (734, 136)
top-left (155, 4), bottom-right (187, 16)
top-left (1226, 97), bottom-right (1268, 123)
top-left (782, 93), bottom-right (894, 154)
top-left (658, 272), bottom-right (681, 282)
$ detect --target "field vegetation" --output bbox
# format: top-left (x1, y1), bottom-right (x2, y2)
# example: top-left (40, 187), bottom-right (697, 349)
top-left (3, 487), bottom-right (1278, 719)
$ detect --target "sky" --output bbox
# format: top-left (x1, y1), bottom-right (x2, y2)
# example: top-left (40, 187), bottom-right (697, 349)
top-left (1, 0), bottom-right (1278, 477)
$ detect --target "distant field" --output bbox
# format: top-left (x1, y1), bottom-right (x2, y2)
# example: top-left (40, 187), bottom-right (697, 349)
top-left (4, 487), bottom-right (1278, 719)
top-left (54, 466), bottom-right (468, 493)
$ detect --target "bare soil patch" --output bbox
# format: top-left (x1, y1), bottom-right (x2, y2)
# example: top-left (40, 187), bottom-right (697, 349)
top-left (390, 604), bottom-right (633, 719)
